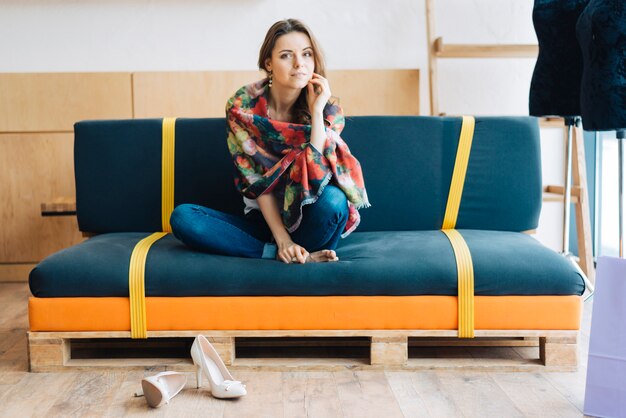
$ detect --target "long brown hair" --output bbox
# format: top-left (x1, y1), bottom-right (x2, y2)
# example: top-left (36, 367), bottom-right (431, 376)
top-left (258, 19), bottom-right (327, 124)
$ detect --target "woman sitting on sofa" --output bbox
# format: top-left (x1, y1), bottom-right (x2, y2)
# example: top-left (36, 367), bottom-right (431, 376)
top-left (170, 19), bottom-right (369, 264)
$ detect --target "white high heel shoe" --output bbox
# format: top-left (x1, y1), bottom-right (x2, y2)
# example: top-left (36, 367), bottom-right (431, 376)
top-left (190, 334), bottom-right (247, 399)
top-left (140, 371), bottom-right (187, 408)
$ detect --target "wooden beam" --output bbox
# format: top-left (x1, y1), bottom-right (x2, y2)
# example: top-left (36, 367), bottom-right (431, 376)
top-left (539, 336), bottom-right (578, 367)
top-left (543, 194), bottom-right (580, 204)
top-left (41, 197), bottom-right (77, 216)
top-left (235, 337), bottom-right (538, 348)
top-left (201, 335), bottom-right (235, 366)
top-left (29, 329), bottom-right (580, 339)
top-left (434, 37), bottom-right (538, 58)
top-left (540, 117), bottom-right (566, 128)
top-left (0, 263), bottom-right (36, 282)
top-left (425, 0), bottom-right (439, 115)
top-left (543, 185), bottom-right (581, 203)
top-left (370, 335), bottom-right (408, 366)
top-left (544, 185), bottom-right (582, 197)
top-left (28, 335), bottom-right (70, 372)
top-left (572, 125), bottom-right (595, 283)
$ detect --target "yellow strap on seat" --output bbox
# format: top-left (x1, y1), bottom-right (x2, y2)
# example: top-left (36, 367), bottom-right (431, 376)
top-left (129, 232), bottom-right (168, 339)
top-left (128, 117), bottom-right (176, 338)
top-left (162, 117), bottom-right (177, 232)
top-left (441, 115), bottom-right (476, 338)
top-left (441, 229), bottom-right (475, 338)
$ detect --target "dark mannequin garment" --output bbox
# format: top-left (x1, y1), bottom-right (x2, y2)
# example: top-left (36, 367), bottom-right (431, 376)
top-left (577, 0), bottom-right (626, 131)
top-left (529, 0), bottom-right (589, 117)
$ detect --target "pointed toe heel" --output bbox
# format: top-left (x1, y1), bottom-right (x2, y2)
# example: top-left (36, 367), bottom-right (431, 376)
top-left (140, 371), bottom-right (187, 408)
top-left (190, 334), bottom-right (246, 399)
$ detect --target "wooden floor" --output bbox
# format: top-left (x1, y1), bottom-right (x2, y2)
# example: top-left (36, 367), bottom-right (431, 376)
top-left (0, 282), bottom-right (591, 417)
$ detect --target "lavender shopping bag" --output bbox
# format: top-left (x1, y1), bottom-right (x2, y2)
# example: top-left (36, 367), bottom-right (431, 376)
top-left (584, 256), bottom-right (626, 417)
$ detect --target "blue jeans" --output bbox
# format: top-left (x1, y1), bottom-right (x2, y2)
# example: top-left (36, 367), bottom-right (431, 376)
top-left (170, 185), bottom-right (349, 259)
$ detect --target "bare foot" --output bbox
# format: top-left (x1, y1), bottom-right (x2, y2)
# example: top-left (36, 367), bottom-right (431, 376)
top-left (306, 250), bottom-right (339, 263)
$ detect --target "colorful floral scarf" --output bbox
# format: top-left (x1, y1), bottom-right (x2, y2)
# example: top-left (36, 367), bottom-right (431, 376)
top-left (226, 78), bottom-right (370, 237)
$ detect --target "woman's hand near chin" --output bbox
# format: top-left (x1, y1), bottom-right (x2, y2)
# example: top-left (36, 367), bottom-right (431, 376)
top-left (306, 73), bottom-right (331, 116)
top-left (306, 73), bottom-right (331, 152)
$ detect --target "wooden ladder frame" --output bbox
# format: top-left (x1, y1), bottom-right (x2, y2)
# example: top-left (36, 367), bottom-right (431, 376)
top-left (543, 124), bottom-right (595, 282)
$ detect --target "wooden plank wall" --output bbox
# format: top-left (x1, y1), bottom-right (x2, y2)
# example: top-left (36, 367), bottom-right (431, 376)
top-left (132, 70), bottom-right (420, 117)
top-left (0, 73), bottom-right (134, 281)
top-left (0, 69), bottom-right (419, 281)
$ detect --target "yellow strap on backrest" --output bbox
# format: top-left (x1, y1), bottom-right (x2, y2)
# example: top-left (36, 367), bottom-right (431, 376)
top-left (441, 115), bottom-right (476, 338)
top-left (129, 232), bottom-right (168, 339)
top-left (441, 229), bottom-right (475, 338)
top-left (162, 117), bottom-right (177, 232)
top-left (442, 115), bottom-right (475, 230)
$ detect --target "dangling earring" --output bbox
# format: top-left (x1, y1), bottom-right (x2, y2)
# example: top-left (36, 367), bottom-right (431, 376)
top-left (268, 71), bottom-right (273, 88)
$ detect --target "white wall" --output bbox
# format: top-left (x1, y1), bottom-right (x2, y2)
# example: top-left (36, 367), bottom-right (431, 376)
top-left (0, 0), bottom-right (565, 250)
top-left (0, 0), bottom-right (540, 118)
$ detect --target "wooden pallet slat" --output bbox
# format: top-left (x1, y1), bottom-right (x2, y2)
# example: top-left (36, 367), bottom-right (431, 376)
top-left (27, 330), bottom-right (579, 373)
top-left (370, 336), bottom-right (408, 366)
top-left (539, 336), bottom-right (578, 367)
top-left (28, 337), bottom-right (70, 371)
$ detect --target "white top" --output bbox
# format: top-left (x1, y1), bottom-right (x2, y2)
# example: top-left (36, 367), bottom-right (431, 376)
top-left (243, 196), bottom-right (259, 215)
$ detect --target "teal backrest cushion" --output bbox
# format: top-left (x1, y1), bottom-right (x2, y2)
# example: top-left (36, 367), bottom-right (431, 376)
top-left (74, 116), bottom-right (541, 233)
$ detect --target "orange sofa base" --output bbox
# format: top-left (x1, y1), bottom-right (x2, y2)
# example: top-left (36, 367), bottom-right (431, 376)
top-left (29, 295), bottom-right (582, 332)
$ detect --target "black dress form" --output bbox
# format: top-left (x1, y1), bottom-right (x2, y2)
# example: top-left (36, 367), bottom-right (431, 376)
top-left (576, 0), bottom-right (626, 132)
top-left (529, 0), bottom-right (589, 117)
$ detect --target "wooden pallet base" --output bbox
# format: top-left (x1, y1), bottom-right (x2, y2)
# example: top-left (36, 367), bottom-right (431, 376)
top-left (28, 330), bottom-right (579, 373)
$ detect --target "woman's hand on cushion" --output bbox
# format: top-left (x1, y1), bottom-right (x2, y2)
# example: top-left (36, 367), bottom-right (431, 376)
top-left (307, 73), bottom-right (331, 115)
top-left (276, 239), bottom-right (309, 264)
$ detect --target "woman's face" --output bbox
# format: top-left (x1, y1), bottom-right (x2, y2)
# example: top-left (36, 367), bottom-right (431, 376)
top-left (265, 31), bottom-right (315, 91)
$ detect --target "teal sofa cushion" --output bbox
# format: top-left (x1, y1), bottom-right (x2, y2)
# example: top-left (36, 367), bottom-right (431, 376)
top-left (29, 230), bottom-right (584, 298)
top-left (347, 116), bottom-right (542, 232)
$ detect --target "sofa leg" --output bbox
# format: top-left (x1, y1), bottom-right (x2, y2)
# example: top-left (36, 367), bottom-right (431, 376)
top-left (28, 333), bottom-right (70, 372)
top-left (204, 336), bottom-right (235, 366)
top-left (370, 335), bottom-right (408, 366)
top-left (539, 336), bottom-right (578, 367)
